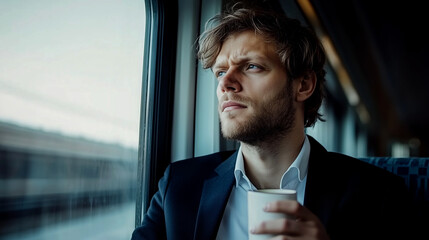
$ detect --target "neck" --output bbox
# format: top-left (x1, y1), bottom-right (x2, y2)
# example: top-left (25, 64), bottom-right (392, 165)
top-left (241, 130), bottom-right (305, 189)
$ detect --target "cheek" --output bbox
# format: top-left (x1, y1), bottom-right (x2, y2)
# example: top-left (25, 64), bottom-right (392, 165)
top-left (216, 86), bottom-right (223, 99)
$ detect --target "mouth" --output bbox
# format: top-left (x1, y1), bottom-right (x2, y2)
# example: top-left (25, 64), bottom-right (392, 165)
top-left (221, 100), bottom-right (247, 112)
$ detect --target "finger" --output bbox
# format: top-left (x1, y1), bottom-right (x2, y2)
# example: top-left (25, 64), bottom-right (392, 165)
top-left (269, 236), bottom-right (298, 240)
top-left (264, 200), bottom-right (313, 221)
top-left (251, 218), bottom-right (301, 235)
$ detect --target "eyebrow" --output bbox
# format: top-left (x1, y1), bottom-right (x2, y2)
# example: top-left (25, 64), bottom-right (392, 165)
top-left (212, 54), bottom-right (268, 71)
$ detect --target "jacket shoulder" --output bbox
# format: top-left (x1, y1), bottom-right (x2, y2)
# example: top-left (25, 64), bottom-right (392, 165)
top-left (307, 135), bottom-right (403, 184)
top-left (166, 150), bottom-right (236, 180)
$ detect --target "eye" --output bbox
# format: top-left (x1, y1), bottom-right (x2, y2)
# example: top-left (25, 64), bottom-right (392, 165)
top-left (247, 64), bottom-right (258, 69)
top-left (246, 64), bottom-right (262, 71)
top-left (216, 71), bottom-right (226, 78)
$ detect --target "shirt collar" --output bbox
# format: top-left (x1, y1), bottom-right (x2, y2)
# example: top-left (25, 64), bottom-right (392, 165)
top-left (279, 135), bottom-right (310, 188)
top-left (234, 148), bottom-right (256, 190)
top-left (233, 135), bottom-right (311, 190)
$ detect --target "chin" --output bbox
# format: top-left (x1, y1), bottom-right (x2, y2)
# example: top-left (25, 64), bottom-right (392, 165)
top-left (220, 120), bottom-right (247, 139)
top-left (220, 121), bottom-right (238, 137)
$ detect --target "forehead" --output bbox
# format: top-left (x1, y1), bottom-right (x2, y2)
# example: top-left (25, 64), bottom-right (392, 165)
top-left (214, 31), bottom-right (279, 66)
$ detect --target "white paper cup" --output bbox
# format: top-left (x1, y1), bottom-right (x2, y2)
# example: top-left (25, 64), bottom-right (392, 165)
top-left (248, 189), bottom-right (297, 240)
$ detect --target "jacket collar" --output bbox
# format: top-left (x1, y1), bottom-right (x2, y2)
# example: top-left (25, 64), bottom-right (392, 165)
top-left (193, 151), bottom-right (237, 240)
top-left (304, 135), bottom-right (340, 226)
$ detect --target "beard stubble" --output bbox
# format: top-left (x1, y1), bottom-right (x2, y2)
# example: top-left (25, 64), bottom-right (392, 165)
top-left (219, 81), bottom-right (296, 146)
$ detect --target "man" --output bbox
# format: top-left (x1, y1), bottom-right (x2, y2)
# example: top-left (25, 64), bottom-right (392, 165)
top-left (132, 2), bottom-right (416, 240)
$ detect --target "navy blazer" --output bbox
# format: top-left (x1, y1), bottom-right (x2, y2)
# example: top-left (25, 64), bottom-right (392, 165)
top-left (131, 136), bottom-right (417, 240)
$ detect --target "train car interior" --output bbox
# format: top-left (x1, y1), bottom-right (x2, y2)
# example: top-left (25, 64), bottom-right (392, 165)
top-left (1, 0), bottom-right (428, 239)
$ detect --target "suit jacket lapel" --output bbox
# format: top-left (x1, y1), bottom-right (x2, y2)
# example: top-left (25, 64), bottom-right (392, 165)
top-left (304, 136), bottom-right (341, 226)
top-left (193, 151), bottom-right (237, 240)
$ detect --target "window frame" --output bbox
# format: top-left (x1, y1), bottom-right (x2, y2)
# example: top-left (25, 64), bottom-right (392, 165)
top-left (135, 0), bottom-right (178, 227)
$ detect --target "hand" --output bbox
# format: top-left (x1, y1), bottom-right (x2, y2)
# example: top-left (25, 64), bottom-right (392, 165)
top-left (250, 200), bottom-right (330, 240)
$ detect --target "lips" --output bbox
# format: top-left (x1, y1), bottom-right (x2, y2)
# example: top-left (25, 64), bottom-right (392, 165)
top-left (221, 100), bottom-right (247, 112)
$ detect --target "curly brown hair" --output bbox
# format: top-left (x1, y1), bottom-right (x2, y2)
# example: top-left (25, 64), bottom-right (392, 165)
top-left (197, 2), bottom-right (326, 127)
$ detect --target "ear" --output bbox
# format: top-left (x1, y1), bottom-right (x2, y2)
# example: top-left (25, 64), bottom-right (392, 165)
top-left (296, 71), bottom-right (317, 102)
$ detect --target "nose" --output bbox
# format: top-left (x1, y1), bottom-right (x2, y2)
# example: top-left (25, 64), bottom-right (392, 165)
top-left (218, 69), bottom-right (242, 94)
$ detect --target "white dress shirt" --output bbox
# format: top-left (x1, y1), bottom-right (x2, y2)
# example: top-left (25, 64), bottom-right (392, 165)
top-left (216, 136), bottom-right (311, 239)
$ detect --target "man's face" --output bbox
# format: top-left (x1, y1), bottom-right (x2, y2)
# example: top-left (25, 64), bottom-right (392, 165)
top-left (212, 31), bottom-right (296, 145)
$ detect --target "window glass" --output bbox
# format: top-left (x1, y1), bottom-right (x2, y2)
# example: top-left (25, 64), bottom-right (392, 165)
top-left (0, 0), bottom-right (145, 239)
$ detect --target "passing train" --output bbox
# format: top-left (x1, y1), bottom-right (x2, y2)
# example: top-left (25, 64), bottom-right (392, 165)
top-left (1, 0), bottom-right (428, 239)
top-left (0, 121), bottom-right (137, 236)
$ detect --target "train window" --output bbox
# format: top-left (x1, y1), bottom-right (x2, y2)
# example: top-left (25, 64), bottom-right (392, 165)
top-left (0, 0), bottom-right (145, 239)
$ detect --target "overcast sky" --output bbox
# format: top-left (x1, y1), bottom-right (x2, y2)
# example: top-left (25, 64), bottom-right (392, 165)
top-left (0, 0), bottom-right (145, 148)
